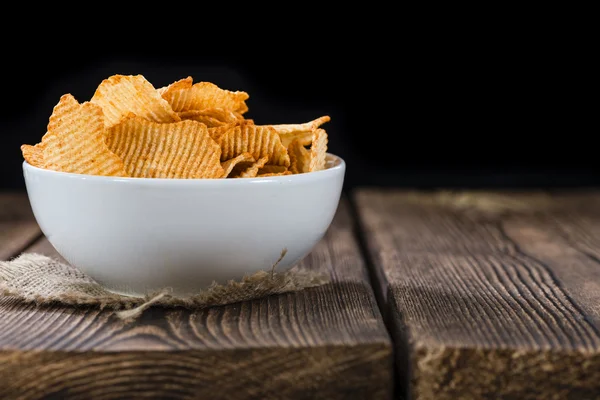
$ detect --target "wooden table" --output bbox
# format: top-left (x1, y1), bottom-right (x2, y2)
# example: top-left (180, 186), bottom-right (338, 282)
top-left (2, 190), bottom-right (600, 400)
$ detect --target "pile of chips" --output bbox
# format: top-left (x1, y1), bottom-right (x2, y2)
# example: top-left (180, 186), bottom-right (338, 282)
top-left (21, 75), bottom-right (330, 179)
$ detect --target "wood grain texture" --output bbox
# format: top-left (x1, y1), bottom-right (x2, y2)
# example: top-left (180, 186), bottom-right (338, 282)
top-left (354, 189), bottom-right (600, 400)
top-left (23, 234), bottom-right (67, 263)
top-left (0, 192), bottom-right (42, 261)
top-left (0, 196), bottom-right (393, 400)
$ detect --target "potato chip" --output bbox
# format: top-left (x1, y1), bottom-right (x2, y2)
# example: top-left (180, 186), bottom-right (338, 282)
top-left (178, 107), bottom-right (244, 128)
top-left (207, 123), bottom-right (234, 142)
top-left (20, 143), bottom-right (45, 168)
top-left (91, 74), bottom-right (180, 127)
top-left (309, 128), bottom-right (328, 172)
top-left (162, 81), bottom-right (249, 115)
top-left (106, 117), bottom-right (224, 179)
top-left (221, 152), bottom-right (255, 177)
top-left (156, 76), bottom-right (193, 97)
top-left (257, 171), bottom-right (293, 177)
top-left (180, 113), bottom-right (224, 128)
top-left (270, 115), bottom-right (331, 135)
top-left (257, 165), bottom-right (288, 175)
top-left (288, 139), bottom-right (310, 174)
top-left (279, 130), bottom-right (313, 148)
top-left (288, 128), bottom-right (329, 174)
top-left (270, 115), bottom-right (331, 147)
top-left (21, 74), bottom-right (332, 180)
top-left (40, 94), bottom-right (127, 176)
top-left (218, 122), bottom-right (290, 167)
top-left (229, 156), bottom-right (269, 178)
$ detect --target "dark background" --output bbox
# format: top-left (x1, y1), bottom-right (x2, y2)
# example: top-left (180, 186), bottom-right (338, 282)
top-left (1, 25), bottom-right (595, 191)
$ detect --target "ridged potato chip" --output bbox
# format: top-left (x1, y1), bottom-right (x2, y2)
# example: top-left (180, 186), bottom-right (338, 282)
top-left (218, 122), bottom-right (290, 167)
top-left (257, 165), bottom-right (288, 175)
top-left (156, 76), bottom-right (193, 97)
top-left (258, 171), bottom-right (293, 177)
top-left (21, 143), bottom-right (45, 168)
top-left (221, 152), bottom-right (255, 177)
top-left (288, 128), bottom-right (329, 174)
top-left (106, 117), bottom-right (224, 179)
top-left (288, 139), bottom-right (310, 174)
top-left (309, 128), bottom-right (328, 172)
top-left (162, 81), bottom-right (249, 115)
top-left (270, 115), bottom-right (331, 147)
top-left (20, 74), bottom-right (331, 180)
top-left (207, 123), bottom-right (234, 142)
top-left (280, 130), bottom-right (313, 148)
top-left (229, 156), bottom-right (269, 178)
top-left (91, 74), bottom-right (180, 127)
top-left (178, 107), bottom-right (244, 128)
top-left (40, 94), bottom-right (127, 176)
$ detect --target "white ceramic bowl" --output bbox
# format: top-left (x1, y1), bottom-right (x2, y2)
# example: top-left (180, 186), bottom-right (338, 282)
top-left (23, 154), bottom-right (345, 296)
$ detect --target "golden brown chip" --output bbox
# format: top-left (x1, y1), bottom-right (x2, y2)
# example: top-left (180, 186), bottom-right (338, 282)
top-left (40, 94), bottom-right (127, 176)
top-left (208, 123), bottom-right (236, 142)
top-left (106, 117), bottom-right (224, 179)
top-left (156, 76), bottom-right (193, 97)
top-left (270, 115), bottom-right (331, 147)
top-left (24, 73), bottom-right (331, 179)
top-left (162, 82), bottom-right (249, 114)
top-left (270, 115), bottom-right (331, 135)
top-left (280, 130), bottom-right (313, 148)
top-left (229, 156), bottom-right (269, 178)
top-left (221, 152), bottom-right (255, 177)
top-left (179, 112), bottom-right (222, 128)
top-left (218, 122), bottom-right (289, 167)
top-left (257, 171), bottom-right (293, 177)
top-left (21, 143), bottom-right (45, 168)
top-left (91, 74), bottom-right (180, 128)
top-left (288, 139), bottom-right (310, 174)
top-left (309, 128), bottom-right (328, 172)
top-left (257, 165), bottom-right (288, 175)
top-left (288, 128), bottom-right (328, 174)
top-left (178, 107), bottom-right (244, 128)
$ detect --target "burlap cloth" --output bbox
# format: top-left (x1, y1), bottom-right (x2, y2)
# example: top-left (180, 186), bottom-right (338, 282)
top-left (0, 250), bottom-right (329, 321)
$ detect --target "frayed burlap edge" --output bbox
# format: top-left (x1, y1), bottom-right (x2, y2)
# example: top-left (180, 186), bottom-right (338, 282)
top-left (0, 250), bottom-right (329, 321)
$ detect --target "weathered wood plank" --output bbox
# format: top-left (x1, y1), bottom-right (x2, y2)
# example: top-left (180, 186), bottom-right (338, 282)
top-left (502, 209), bottom-right (600, 329)
top-left (0, 192), bottom-right (42, 261)
top-left (354, 189), bottom-right (600, 400)
top-left (0, 197), bottom-right (393, 400)
top-left (22, 235), bottom-right (67, 263)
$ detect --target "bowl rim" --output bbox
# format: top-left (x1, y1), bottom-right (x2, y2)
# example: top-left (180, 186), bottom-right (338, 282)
top-left (23, 152), bottom-right (345, 186)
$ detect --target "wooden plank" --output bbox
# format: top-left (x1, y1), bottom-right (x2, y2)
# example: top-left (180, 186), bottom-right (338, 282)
top-left (24, 234), bottom-right (67, 263)
top-left (502, 206), bottom-right (600, 330)
top-left (0, 197), bottom-right (393, 400)
top-left (353, 189), bottom-right (600, 400)
top-left (0, 192), bottom-right (42, 261)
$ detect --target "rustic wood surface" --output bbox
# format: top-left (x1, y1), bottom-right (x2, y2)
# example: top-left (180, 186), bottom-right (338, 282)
top-left (0, 193), bottom-right (41, 261)
top-left (354, 189), bottom-right (600, 400)
top-left (0, 192), bottom-right (393, 400)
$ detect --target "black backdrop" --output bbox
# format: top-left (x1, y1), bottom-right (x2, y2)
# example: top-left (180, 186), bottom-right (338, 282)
top-left (1, 33), bottom-right (596, 191)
